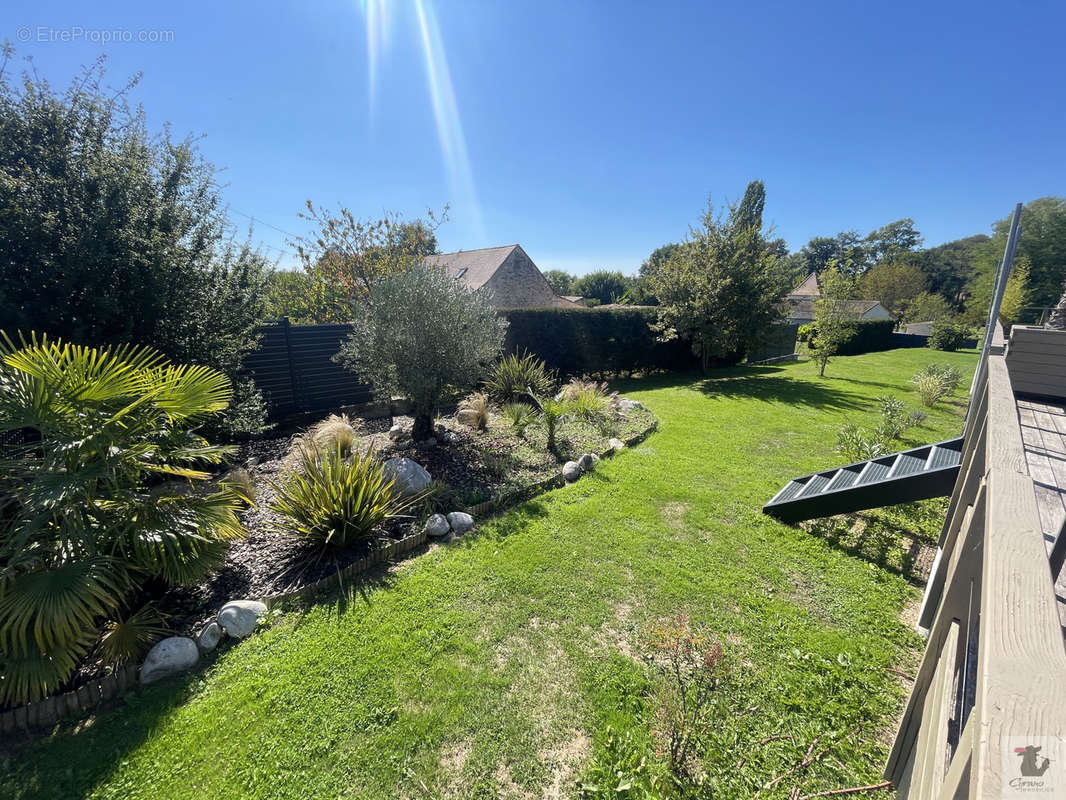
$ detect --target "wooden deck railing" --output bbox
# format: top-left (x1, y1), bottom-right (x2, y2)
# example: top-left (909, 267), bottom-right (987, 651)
top-left (886, 352), bottom-right (1066, 797)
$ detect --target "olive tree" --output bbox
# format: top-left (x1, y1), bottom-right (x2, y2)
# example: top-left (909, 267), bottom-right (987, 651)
top-left (336, 266), bottom-right (507, 441)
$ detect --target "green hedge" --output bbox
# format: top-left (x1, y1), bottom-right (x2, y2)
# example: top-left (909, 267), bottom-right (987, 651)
top-left (500, 307), bottom-right (703, 377)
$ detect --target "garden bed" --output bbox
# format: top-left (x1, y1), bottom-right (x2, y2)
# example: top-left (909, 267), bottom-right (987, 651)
top-left (165, 401), bottom-right (658, 636)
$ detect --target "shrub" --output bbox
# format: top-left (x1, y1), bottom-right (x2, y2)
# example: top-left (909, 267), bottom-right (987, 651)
top-left (537, 397), bottom-right (568, 455)
top-left (458, 392), bottom-right (491, 431)
top-left (928, 320), bottom-right (971, 352)
top-left (308, 413), bottom-right (361, 457)
top-left (645, 615), bottom-right (726, 783)
top-left (911, 364), bottom-right (962, 407)
top-left (336, 265), bottom-right (507, 441)
top-left (836, 422), bottom-right (889, 462)
top-left (484, 351), bottom-right (555, 402)
top-left (796, 323), bottom-right (814, 344)
top-left (0, 57), bottom-right (273, 436)
top-left (875, 396), bottom-right (909, 440)
top-left (502, 402), bottom-right (537, 436)
top-left (560, 379), bottom-right (617, 436)
top-left (0, 334), bottom-right (245, 706)
top-left (420, 480), bottom-right (460, 515)
top-left (269, 445), bottom-right (418, 549)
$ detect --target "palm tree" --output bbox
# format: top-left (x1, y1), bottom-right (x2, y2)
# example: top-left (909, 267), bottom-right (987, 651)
top-left (0, 333), bottom-right (247, 705)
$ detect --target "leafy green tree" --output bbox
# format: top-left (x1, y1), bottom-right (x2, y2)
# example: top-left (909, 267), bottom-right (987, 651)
top-left (903, 292), bottom-right (953, 324)
top-left (573, 270), bottom-right (633, 305)
top-left (861, 261), bottom-right (927, 320)
top-left (991, 197), bottom-right (1066, 308)
top-left (864, 219), bottom-right (923, 265)
top-left (0, 52), bottom-right (272, 435)
top-left (336, 265), bottom-right (507, 441)
top-left (997, 256), bottom-right (1031, 326)
top-left (651, 181), bottom-right (790, 371)
top-left (795, 231), bottom-right (867, 276)
top-left (809, 265), bottom-right (859, 376)
top-left (290, 207), bottom-right (446, 322)
top-left (914, 234), bottom-right (990, 307)
top-left (543, 270), bottom-right (575, 296)
top-left (0, 335), bottom-right (246, 705)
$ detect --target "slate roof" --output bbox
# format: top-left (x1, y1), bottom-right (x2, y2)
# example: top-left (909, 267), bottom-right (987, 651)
top-left (789, 272), bottom-right (821, 298)
top-left (423, 245), bottom-right (518, 290)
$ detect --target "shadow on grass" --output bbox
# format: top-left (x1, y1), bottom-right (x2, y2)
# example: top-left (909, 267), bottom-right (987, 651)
top-left (800, 501), bottom-right (943, 585)
top-left (0, 658), bottom-right (221, 800)
top-left (613, 366), bottom-right (868, 412)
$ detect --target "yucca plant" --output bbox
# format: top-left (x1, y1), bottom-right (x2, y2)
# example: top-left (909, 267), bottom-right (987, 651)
top-left (484, 352), bottom-right (555, 403)
top-left (269, 445), bottom-right (420, 550)
top-left (502, 402), bottom-right (537, 437)
top-left (0, 332), bottom-right (246, 706)
top-left (537, 397), bottom-right (568, 455)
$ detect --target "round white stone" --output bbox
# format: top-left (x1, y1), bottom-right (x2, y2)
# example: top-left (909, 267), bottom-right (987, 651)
top-left (140, 637), bottom-right (199, 684)
top-left (446, 511), bottom-right (474, 533)
top-left (218, 600), bottom-right (268, 639)
top-left (425, 513), bottom-right (451, 538)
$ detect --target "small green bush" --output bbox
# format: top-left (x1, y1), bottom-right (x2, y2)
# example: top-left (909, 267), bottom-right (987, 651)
top-left (502, 402), bottom-right (537, 436)
top-left (928, 320), bottom-right (971, 352)
top-left (836, 422), bottom-right (889, 462)
top-left (269, 445), bottom-right (418, 549)
top-left (484, 351), bottom-right (555, 402)
top-left (911, 364), bottom-right (963, 407)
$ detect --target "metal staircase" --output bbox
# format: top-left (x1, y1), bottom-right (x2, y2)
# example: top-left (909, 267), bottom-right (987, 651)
top-left (762, 438), bottom-right (963, 523)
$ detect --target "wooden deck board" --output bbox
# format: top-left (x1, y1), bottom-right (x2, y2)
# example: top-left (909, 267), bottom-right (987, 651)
top-left (1017, 396), bottom-right (1066, 630)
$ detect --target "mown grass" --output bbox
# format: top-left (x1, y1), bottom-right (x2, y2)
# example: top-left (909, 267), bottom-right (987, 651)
top-left (0, 348), bottom-right (978, 799)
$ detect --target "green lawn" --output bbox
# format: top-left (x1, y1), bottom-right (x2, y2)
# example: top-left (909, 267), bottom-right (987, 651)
top-left (0, 348), bottom-right (978, 800)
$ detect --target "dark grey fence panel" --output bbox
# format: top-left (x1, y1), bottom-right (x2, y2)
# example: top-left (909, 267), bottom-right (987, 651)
top-left (243, 319), bottom-right (372, 420)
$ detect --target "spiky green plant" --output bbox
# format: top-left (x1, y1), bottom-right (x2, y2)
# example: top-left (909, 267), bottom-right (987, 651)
top-left (502, 402), bottom-right (537, 437)
top-left (537, 397), bottom-right (568, 455)
top-left (96, 605), bottom-right (170, 666)
top-left (269, 445), bottom-right (420, 549)
top-left (0, 333), bottom-right (246, 706)
top-left (484, 352), bottom-right (555, 403)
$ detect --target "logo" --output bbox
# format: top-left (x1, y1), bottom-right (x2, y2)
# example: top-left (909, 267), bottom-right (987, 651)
top-left (1002, 737), bottom-right (1063, 796)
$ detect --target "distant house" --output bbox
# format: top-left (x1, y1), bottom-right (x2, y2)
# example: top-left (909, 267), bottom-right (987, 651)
top-left (424, 245), bottom-right (583, 309)
top-left (785, 273), bottom-right (892, 323)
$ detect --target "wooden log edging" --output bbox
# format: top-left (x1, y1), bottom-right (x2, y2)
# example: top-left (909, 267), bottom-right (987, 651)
top-left (0, 416), bottom-right (660, 738)
top-left (0, 662), bottom-right (139, 737)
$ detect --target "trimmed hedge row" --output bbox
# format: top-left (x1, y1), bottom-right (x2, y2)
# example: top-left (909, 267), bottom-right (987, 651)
top-left (500, 307), bottom-right (702, 377)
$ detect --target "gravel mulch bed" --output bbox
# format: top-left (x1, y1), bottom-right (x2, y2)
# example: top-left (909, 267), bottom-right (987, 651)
top-left (165, 403), bottom-right (657, 635)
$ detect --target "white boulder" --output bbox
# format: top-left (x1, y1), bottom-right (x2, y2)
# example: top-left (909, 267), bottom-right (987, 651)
top-left (382, 457), bottom-right (432, 496)
top-left (618, 398), bottom-right (644, 412)
top-left (388, 424), bottom-right (406, 442)
top-left (562, 461), bottom-right (582, 483)
top-left (446, 511), bottom-right (474, 534)
top-left (140, 637), bottom-right (199, 684)
top-left (218, 600), bottom-right (268, 639)
top-left (425, 513), bottom-right (451, 538)
top-left (577, 453), bottom-right (597, 472)
top-left (197, 621), bottom-right (222, 652)
top-left (608, 437), bottom-right (625, 451)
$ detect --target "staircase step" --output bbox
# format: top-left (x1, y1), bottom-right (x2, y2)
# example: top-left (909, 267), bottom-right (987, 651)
top-left (891, 451), bottom-right (928, 477)
top-left (797, 473), bottom-right (832, 498)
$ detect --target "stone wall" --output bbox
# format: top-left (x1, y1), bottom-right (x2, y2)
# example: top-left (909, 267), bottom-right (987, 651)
top-left (483, 247), bottom-right (577, 309)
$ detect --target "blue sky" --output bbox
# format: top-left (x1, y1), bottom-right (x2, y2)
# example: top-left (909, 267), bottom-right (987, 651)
top-left (5, 0), bottom-right (1065, 274)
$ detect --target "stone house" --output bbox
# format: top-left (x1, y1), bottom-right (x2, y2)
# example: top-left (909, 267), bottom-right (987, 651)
top-left (424, 245), bottom-right (582, 309)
